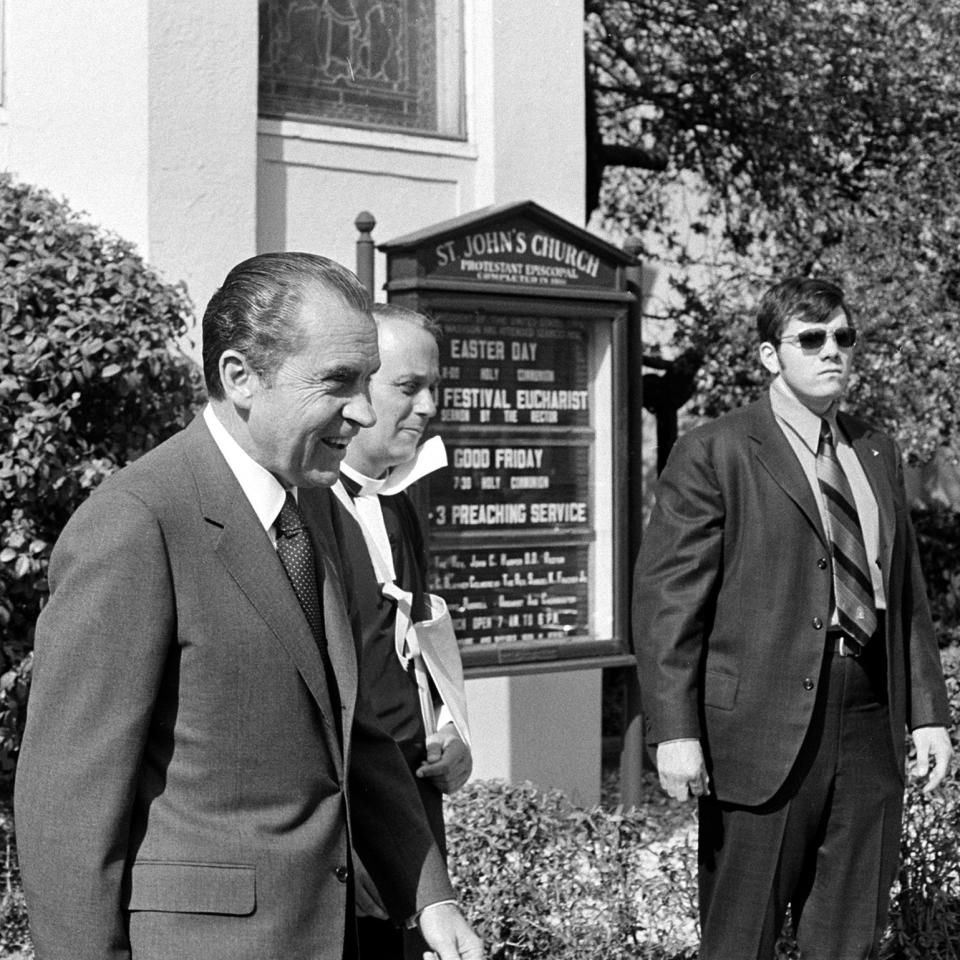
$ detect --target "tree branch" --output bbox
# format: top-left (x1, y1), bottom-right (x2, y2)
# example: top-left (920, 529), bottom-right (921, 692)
top-left (599, 143), bottom-right (669, 171)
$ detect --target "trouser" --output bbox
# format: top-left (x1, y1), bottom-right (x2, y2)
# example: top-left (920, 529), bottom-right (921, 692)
top-left (698, 635), bottom-right (904, 960)
top-left (355, 916), bottom-right (428, 960)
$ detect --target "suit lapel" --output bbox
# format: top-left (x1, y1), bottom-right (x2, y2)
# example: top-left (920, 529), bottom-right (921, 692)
top-left (300, 486), bottom-right (359, 740)
top-left (183, 418), bottom-right (344, 770)
top-left (748, 396), bottom-right (829, 548)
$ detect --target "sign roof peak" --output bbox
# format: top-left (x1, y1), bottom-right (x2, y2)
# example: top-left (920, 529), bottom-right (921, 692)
top-left (379, 199), bottom-right (634, 265)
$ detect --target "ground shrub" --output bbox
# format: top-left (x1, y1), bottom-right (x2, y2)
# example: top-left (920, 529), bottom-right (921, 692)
top-left (444, 778), bottom-right (698, 959)
top-left (886, 782), bottom-right (960, 960)
top-left (884, 644), bottom-right (960, 960)
top-left (0, 173), bottom-right (203, 780)
top-left (0, 791), bottom-right (28, 958)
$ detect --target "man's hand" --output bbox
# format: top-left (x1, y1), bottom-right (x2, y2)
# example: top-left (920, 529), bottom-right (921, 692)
top-left (911, 725), bottom-right (954, 793)
top-left (416, 723), bottom-right (472, 794)
top-left (419, 901), bottom-right (484, 960)
top-left (656, 739), bottom-right (709, 801)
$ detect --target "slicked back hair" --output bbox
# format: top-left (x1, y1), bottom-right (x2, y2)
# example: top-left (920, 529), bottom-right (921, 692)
top-left (756, 277), bottom-right (851, 345)
top-left (202, 252), bottom-right (371, 399)
top-left (370, 302), bottom-right (443, 342)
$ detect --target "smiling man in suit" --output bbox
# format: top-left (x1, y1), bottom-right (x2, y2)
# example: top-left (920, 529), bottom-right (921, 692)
top-left (633, 277), bottom-right (952, 959)
top-left (15, 253), bottom-right (482, 960)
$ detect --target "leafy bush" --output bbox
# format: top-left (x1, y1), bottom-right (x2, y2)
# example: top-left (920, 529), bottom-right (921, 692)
top-left (886, 783), bottom-right (960, 960)
top-left (444, 779), bottom-right (698, 959)
top-left (0, 794), bottom-right (29, 958)
top-left (0, 173), bottom-right (203, 778)
top-left (884, 645), bottom-right (960, 960)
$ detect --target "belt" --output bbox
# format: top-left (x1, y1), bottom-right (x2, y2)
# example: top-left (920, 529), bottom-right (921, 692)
top-left (827, 630), bottom-right (862, 658)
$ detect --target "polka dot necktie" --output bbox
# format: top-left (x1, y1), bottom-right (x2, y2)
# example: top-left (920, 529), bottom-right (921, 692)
top-left (275, 493), bottom-right (325, 642)
top-left (816, 420), bottom-right (878, 648)
top-left (275, 493), bottom-right (342, 739)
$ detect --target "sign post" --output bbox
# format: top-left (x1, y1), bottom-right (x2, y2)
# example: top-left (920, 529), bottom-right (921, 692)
top-left (380, 201), bottom-right (638, 804)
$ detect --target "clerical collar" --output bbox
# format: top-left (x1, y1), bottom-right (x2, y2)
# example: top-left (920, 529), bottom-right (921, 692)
top-left (341, 435), bottom-right (447, 497)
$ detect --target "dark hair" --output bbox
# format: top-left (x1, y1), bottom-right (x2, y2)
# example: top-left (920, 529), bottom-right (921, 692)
top-left (755, 277), bottom-right (851, 344)
top-left (370, 302), bottom-right (443, 342)
top-left (202, 252), bottom-right (371, 399)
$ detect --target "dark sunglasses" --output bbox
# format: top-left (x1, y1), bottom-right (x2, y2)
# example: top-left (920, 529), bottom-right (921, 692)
top-left (778, 327), bottom-right (858, 350)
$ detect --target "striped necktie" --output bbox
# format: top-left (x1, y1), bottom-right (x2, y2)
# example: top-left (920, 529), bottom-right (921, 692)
top-left (816, 420), bottom-right (877, 648)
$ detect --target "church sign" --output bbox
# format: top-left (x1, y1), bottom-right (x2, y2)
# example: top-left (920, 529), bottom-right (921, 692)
top-left (380, 201), bottom-right (636, 673)
top-left (429, 223), bottom-right (612, 289)
top-left (382, 201), bottom-right (624, 295)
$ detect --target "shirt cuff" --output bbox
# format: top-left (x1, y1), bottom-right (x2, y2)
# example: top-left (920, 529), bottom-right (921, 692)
top-left (436, 704), bottom-right (454, 732)
top-left (405, 898), bottom-right (459, 930)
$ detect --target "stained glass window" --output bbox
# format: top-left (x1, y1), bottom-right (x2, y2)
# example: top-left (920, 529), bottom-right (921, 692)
top-left (259, 0), bottom-right (465, 138)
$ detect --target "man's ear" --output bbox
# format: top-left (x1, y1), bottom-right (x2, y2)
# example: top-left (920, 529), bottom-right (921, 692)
top-left (758, 340), bottom-right (781, 376)
top-left (218, 350), bottom-right (258, 409)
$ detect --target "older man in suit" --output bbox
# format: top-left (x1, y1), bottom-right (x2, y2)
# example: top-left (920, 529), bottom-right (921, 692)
top-left (633, 277), bottom-right (952, 959)
top-left (15, 253), bottom-right (483, 960)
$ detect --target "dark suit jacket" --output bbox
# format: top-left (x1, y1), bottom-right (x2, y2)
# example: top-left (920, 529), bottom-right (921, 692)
top-left (15, 416), bottom-right (452, 960)
top-left (633, 394), bottom-right (950, 806)
top-left (336, 488), bottom-right (446, 853)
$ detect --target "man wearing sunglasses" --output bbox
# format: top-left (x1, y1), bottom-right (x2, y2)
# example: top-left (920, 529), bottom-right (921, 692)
top-left (633, 277), bottom-right (952, 959)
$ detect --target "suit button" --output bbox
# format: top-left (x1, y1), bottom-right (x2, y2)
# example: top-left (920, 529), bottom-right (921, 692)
top-left (817, 557), bottom-right (828, 569)
top-left (812, 617), bottom-right (823, 629)
top-left (335, 865), bottom-right (350, 883)
top-left (802, 678), bottom-right (815, 691)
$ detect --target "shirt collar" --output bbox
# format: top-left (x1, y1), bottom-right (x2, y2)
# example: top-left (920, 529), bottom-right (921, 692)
top-left (768, 377), bottom-right (841, 454)
top-left (203, 404), bottom-right (288, 532)
top-left (342, 435), bottom-right (447, 497)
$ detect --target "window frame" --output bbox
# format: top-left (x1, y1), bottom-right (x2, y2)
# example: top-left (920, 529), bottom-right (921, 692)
top-left (258, 0), bottom-right (466, 141)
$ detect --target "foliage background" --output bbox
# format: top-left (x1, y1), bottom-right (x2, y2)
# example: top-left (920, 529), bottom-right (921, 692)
top-left (0, 173), bottom-right (204, 778)
top-left (586, 0), bottom-right (960, 465)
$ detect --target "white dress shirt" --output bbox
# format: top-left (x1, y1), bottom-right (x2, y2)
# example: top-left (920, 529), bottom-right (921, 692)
top-left (769, 378), bottom-right (886, 611)
top-left (203, 404), bottom-right (288, 542)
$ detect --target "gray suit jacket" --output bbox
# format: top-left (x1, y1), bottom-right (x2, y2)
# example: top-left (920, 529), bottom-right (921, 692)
top-left (633, 394), bottom-right (949, 806)
top-left (15, 416), bottom-right (452, 960)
